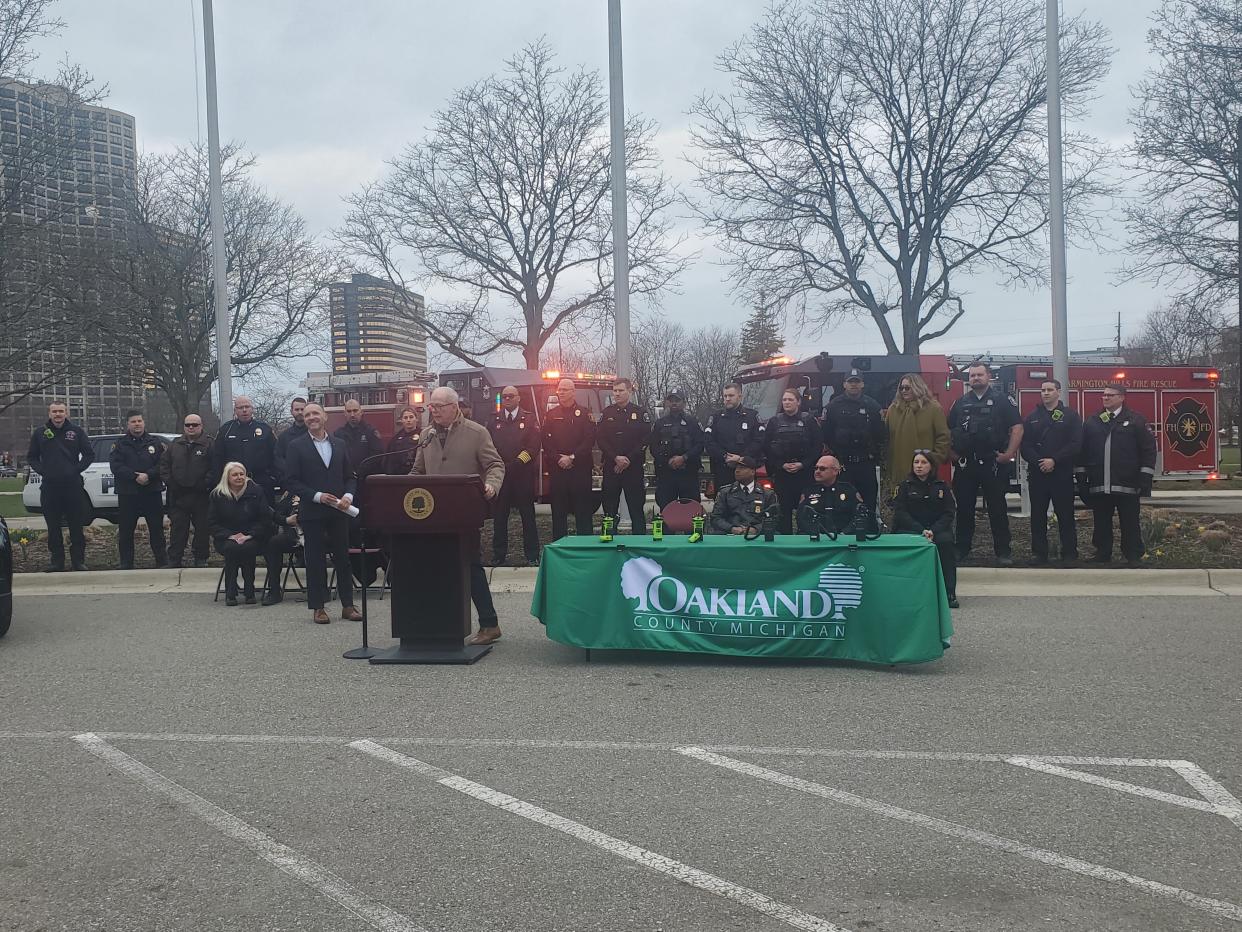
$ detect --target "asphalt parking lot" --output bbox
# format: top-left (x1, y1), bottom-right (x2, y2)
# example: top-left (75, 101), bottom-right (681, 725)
top-left (1, 591), bottom-right (1240, 931)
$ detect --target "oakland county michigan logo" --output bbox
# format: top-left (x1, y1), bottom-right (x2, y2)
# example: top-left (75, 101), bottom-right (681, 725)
top-left (1165, 398), bottom-right (1211, 457)
top-left (619, 557), bottom-right (863, 641)
top-left (403, 487), bottom-right (435, 520)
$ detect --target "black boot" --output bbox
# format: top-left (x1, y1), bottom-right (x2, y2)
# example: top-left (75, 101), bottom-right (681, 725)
top-left (242, 566), bottom-right (257, 605)
top-left (261, 585), bottom-right (283, 607)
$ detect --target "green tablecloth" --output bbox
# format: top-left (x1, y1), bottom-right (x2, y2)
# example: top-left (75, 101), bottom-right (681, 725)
top-left (531, 535), bottom-right (953, 664)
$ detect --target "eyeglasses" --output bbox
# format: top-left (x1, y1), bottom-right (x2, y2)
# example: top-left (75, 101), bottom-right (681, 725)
top-left (184, 422), bottom-right (201, 427)
top-left (913, 448), bottom-right (931, 455)
top-left (899, 384), bottom-right (913, 391)
top-left (427, 402), bottom-right (454, 410)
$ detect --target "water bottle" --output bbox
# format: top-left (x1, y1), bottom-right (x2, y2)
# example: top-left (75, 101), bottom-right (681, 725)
top-left (600, 515), bottom-right (615, 543)
top-left (689, 514), bottom-right (705, 542)
top-left (652, 517), bottom-right (664, 541)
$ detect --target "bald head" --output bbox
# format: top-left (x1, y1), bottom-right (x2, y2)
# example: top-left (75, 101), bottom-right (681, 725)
top-left (501, 385), bottom-right (520, 412)
top-left (556, 379), bottom-right (576, 408)
top-left (234, 395), bottom-right (254, 422)
top-left (814, 455), bottom-right (842, 484)
top-left (302, 403), bottom-right (326, 436)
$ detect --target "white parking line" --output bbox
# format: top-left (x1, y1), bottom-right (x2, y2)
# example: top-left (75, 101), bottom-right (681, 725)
top-left (72, 734), bottom-right (427, 932)
top-left (1171, 760), bottom-right (1242, 833)
top-left (679, 747), bottom-right (1242, 924)
top-left (351, 739), bottom-right (854, 932)
top-left (1007, 756), bottom-right (1239, 817)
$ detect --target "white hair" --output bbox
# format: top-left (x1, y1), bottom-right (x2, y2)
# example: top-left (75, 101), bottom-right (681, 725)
top-left (430, 386), bottom-right (459, 405)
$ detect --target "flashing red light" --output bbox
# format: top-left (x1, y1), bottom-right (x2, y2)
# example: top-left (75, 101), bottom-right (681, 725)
top-left (1113, 371), bottom-right (1126, 380)
top-left (1208, 370), bottom-right (1220, 381)
top-left (410, 390), bottom-right (424, 404)
top-left (1208, 472), bottom-right (1220, 480)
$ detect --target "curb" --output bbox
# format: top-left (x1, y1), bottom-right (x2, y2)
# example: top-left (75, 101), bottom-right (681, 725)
top-left (14, 566), bottom-right (1242, 598)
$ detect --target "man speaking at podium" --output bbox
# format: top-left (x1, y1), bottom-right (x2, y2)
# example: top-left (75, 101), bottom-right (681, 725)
top-left (412, 386), bottom-right (506, 646)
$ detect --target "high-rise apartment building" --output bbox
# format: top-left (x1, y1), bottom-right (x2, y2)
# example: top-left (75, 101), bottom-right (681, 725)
top-left (329, 273), bottom-right (428, 374)
top-left (0, 79), bottom-right (149, 454)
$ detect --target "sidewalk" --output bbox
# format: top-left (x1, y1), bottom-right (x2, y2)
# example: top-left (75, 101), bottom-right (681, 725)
top-left (12, 565), bottom-right (1242, 597)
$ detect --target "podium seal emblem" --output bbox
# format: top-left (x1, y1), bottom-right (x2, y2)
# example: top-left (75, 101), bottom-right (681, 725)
top-left (403, 488), bottom-right (435, 520)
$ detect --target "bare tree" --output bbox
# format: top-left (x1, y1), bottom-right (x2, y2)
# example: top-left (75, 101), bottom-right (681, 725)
top-left (338, 40), bottom-right (685, 369)
top-left (690, 0), bottom-right (1113, 354)
top-left (0, 0), bottom-right (110, 411)
top-left (77, 144), bottom-right (341, 420)
top-left (681, 326), bottom-right (741, 419)
top-left (1125, 0), bottom-right (1240, 314)
top-left (631, 317), bottom-right (688, 409)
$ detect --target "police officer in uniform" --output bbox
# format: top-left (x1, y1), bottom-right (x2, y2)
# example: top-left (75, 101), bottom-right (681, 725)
top-left (892, 450), bottom-right (959, 608)
top-left (490, 386), bottom-right (541, 563)
top-left (797, 455), bottom-right (860, 534)
top-left (1076, 384), bottom-right (1156, 566)
top-left (109, 410), bottom-right (169, 569)
top-left (821, 369), bottom-right (887, 510)
top-left (212, 395), bottom-right (278, 502)
top-left (598, 377), bottom-right (651, 535)
top-left (947, 364), bottom-right (1023, 564)
top-left (26, 399), bottom-right (93, 572)
top-left (542, 378), bottom-right (596, 539)
top-left (703, 382), bottom-right (764, 494)
top-left (709, 457), bottom-right (779, 534)
top-left (763, 388), bottom-right (823, 534)
top-left (1020, 378), bottom-right (1083, 564)
top-left (650, 389), bottom-right (705, 510)
top-left (385, 406), bottom-right (424, 474)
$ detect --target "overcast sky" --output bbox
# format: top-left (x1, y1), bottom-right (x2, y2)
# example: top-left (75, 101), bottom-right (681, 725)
top-left (32, 0), bottom-right (1169, 371)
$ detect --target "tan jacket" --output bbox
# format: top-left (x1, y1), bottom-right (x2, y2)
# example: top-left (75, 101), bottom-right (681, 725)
top-left (411, 415), bottom-right (505, 494)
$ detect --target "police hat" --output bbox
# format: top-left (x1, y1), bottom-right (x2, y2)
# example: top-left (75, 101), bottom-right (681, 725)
top-left (664, 389), bottom-right (683, 401)
top-left (735, 456), bottom-right (758, 469)
top-left (844, 369), bottom-right (864, 382)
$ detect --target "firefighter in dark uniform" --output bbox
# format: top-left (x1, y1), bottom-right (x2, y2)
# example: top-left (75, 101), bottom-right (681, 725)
top-left (385, 407), bottom-right (423, 474)
top-left (947, 363), bottom-right (1023, 564)
top-left (892, 450), bottom-right (959, 607)
top-left (703, 382), bottom-right (765, 494)
top-left (709, 457), bottom-right (779, 534)
top-left (763, 388), bottom-right (823, 534)
top-left (797, 455), bottom-right (860, 534)
top-left (490, 386), bottom-right (541, 563)
top-left (598, 377), bottom-right (651, 535)
top-left (26, 399), bottom-right (93, 572)
top-left (212, 395), bottom-right (278, 502)
top-left (274, 397), bottom-right (308, 483)
top-left (1076, 384), bottom-right (1157, 566)
top-left (650, 389), bottom-right (705, 510)
top-left (542, 378), bottom-right (596, 539)
top-left (821, 369), bottom-right (887, 510)
top-left (1020, 378), bottom-right (1083, 564)
top-left (109, 410), bottom-right (168, 569)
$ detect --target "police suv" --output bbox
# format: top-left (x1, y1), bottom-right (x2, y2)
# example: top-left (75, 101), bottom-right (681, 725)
top-left (22, 433), bottom-right (179, 524)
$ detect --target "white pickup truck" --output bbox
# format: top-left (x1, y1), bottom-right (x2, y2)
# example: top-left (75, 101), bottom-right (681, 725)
top-left (23, 433), bottom-right (179, 524)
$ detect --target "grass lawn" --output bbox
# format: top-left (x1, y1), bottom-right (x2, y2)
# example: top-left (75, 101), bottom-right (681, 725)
top-left (0, 477), bottom-right (25, 493)
top-left (0, 494), bottom-right (29, 518)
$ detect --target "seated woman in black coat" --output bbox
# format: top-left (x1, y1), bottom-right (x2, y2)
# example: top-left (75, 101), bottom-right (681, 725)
top-left (209, 461), bottom-right (272, 605)
top-left (891, 450), bottom-right (959, 608)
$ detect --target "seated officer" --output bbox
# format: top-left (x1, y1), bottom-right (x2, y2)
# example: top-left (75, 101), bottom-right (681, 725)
top-left (709, 457), bottom-right (778, 535)
top-left (797, 455), bottom-right (860, 534)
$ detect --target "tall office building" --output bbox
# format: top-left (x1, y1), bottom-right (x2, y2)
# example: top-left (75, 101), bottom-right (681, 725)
top-left (0, 79), bottom-right (148, 454)
top-left (329, 273), bottom-right (428, 374)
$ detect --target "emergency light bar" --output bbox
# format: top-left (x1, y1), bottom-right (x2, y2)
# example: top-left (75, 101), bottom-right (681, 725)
top-left (1192, 371), bottom-right (1220, 381)
top-left (541, 370), bottom-right (617, 382)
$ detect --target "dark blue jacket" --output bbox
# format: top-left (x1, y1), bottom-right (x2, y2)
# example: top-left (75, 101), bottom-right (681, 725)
top-left (27, 420), bottom-right (92, 481)
top-left (109, 433), bottom-right (166, 496)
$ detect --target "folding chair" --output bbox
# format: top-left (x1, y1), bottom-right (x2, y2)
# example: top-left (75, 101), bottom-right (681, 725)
top-left (660, 499), bottom-right (706, 533)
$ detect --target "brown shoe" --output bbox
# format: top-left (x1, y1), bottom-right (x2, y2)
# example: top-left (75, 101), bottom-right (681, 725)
top-left (341, 606), bottom-right (363, 622)
top-left (466, 626), bottom-right (502, 646)
top-left (313, 609), bottom-right (330, 624)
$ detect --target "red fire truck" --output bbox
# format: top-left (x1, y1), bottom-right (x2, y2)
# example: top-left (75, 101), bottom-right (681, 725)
top-left (735, 353), bottom-right (1223, 482)
top-left (991, 361), bottom-right (1221, 480)
top-left (303, 370), bottom-right (436, 444)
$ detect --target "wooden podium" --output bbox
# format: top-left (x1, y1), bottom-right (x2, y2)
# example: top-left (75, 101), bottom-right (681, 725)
top-left (361, 474), bottom-right (491, 664)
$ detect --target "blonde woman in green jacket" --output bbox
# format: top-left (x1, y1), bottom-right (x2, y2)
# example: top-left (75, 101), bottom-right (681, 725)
top-left (883, 374), bottom-right (950, 500)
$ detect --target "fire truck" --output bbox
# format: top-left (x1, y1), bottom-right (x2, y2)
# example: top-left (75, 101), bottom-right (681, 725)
top-left (303, 369), bottom-right (436, 444)
top-left (735, 352), bottom-right (1222, 482)
top-left (438, 366), bottom-right (618, 502)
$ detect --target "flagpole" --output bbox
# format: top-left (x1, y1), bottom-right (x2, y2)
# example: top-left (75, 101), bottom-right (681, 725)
top-left (202, 0), bottom-right (233, 418)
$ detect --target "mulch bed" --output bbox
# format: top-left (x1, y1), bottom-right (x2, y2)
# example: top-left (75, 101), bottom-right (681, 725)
top-left (10, 507), bottom-right (1240, 572)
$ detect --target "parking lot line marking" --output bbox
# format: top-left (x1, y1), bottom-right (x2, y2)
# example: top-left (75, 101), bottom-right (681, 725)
top-left (1007, 757), bottom-right (1238, 817)
top-left (679, 747), bottom-right (1242, 924)
top-left (72, 734), bottom-right (428, 932)
top-left (351, 739), bottom-right (853, 932)
top-left (1170, 761), bottom-right (1242, 833)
